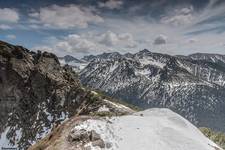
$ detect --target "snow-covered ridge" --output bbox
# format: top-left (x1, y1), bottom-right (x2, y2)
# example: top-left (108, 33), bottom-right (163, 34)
top-left (29, 108), bottom-right (222, 150)
top-left (73, 108), bottom-right (221, 150)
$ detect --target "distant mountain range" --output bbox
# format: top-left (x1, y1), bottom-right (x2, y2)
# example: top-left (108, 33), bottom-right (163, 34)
top-left (60, 50), bottom-right (225, 132)
top-left (59, 55), bottom-right (84, 63)
top-left (58, 55), bottom-right (88, 72)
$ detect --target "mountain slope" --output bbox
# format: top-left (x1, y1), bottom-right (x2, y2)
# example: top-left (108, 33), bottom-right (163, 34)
top-left (29, 108), bottom-right (222, 150)
top-left (58, 55), bottom-right (88, 72)
top-left (0, 41), bottom-right (134, 149)
top-left (79, 50), bottom-right (225, 132)
top-left (59, 55), bottom-right (83, 63)
top-left (189, 53), bottom-right (225, 65)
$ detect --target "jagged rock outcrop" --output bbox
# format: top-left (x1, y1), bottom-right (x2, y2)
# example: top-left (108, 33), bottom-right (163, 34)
top-left (0, 41), bottom-right (134, 149)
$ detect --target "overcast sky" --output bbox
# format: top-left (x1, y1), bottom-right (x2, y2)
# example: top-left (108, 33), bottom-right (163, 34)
top-left (0, 0), bottom-right (225, 57)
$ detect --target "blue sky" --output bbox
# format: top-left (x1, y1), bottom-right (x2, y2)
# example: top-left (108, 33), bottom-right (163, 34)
top-left (0, 0), bottom-right (225, 57)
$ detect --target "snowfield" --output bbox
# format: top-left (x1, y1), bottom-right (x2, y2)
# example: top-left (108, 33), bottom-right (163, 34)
top-left (73, 108), bottom-right (221, 150)
top-left (0, 127), bottom-right (21, 149)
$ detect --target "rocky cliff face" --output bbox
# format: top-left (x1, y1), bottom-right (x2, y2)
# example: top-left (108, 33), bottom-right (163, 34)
top-left (79, 50), bottom-right (225, 132)
top-left (0, 41), bottom-right (133, 149)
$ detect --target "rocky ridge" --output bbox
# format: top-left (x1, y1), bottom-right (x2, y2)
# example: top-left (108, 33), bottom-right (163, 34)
top-left (0, 41), bottom-right (133, 149)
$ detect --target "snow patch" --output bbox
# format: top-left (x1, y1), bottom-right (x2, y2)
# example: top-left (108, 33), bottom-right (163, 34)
top-left (135, 68), bottom-right (151, 76)
top-left (98, 105), bottom-right (110, 112)
top-left (0, 127), bottom-right (18, 148)
top-left (139, 58), bottom-right (165, 68)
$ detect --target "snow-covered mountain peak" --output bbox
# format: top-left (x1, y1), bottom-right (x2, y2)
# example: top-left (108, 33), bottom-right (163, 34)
top-left (103, 52), bottom-right (121, 59)
top-left (137, 49), bottom-right (151, 54)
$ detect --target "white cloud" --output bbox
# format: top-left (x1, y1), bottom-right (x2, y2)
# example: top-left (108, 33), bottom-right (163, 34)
top-left (99, 31), bottom-right (137, 48)
top-left (31, 2), bottom-right (225, 57)
top-left (6, 34), bottom-right (16, 40)
top-left (33, 46), bottom-right (54, 52)
top-left (34, 30), bottom-right (138, 56)
top-left (99, 31), bottom-right (119, 46)
top-left (99, 0), bottom-right (123, 9)
top-left (56, 34), bottom-right (97, 53)
top-left (119, 33), bottom-right (137, 48)
top-left (0, 8), bottom-right (19, 23)
top-left (0, 24), bottom-right (12, 30)
top-left (0, 0), bottom-right (224, 58)
top-left (160, 6), bottom-right (194, 26)
top-left (34, 34), bottom-right (101, 55)
top-left (153, 34), bottom-right (167, 45)
top-left (29, 5), bottom-right (104, 29)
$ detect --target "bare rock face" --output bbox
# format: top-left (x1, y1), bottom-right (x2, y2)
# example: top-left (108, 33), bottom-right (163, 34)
top-left (0, 41), bottom-right (133, 149)
top-left (90, 130), bottom-right (101, 141)
top-left (91, 139), bottom-right (105, 148)
top-left (68, 129), bottom-right (105, 149)
top-left (68, 129), bottom-right (91, 143)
